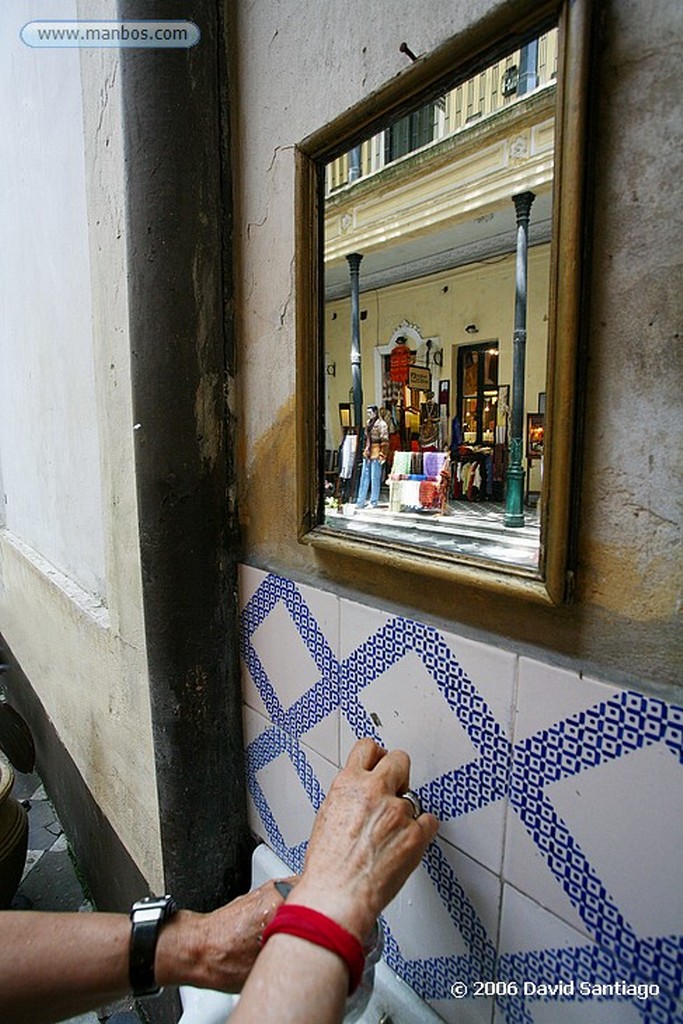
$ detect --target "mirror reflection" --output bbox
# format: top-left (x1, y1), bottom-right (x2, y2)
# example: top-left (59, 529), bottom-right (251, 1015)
top-left (321, 25), bottom-right (558, 573)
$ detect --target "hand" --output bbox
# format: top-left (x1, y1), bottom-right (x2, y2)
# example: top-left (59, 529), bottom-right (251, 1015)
top-left (286, 739), bottom-right (439, 942)
top-left (157, 876), bottom-right (296, 992)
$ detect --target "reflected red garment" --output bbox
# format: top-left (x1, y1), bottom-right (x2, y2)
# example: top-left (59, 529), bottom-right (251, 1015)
top-left (390, 344), bottom-right (413, 383)
top-left (419, 481), bottom-right (440, 508)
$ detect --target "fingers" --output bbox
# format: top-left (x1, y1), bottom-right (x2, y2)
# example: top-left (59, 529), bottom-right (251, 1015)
top-left (415, 811), bottom-right (440, 844)
top-left (344, 737), bottom-right (387, 772)
top-left (374, 748), bottom-right (411, 793)
top-left (345, 738), bottom-right (412, 794)
top-left (344, 739), bottom-right (438, 836)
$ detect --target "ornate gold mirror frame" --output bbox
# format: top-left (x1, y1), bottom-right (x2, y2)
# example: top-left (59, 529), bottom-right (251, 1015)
top-left (295, 0), bottom-right (592, 604)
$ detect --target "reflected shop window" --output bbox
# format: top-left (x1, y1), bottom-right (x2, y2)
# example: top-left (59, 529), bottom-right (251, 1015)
top-left (298, 0), bottom-right (592, 602)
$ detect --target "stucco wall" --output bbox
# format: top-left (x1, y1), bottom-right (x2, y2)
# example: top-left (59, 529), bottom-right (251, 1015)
top-left (0, 1), bottom-right (163, 889)
top-left (233, 0), bottom-right (682, 692)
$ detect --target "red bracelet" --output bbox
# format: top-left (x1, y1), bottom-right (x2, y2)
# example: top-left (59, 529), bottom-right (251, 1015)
top-left (262, 904), bottom-right (365, 994)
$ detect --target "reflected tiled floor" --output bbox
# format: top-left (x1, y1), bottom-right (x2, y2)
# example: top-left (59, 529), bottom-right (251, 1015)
top-left (325, 495), bottom-right (541, 570)
top-left (10, 768), bottom-right (144, 1024)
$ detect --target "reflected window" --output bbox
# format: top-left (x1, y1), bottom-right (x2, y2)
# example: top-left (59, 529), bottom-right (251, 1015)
top-left (385, 102), bottom-right (437, 162)
top-left (457, 344), bottom-right (499, 446)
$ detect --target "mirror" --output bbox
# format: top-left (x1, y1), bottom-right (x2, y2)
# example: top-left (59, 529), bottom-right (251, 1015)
top-left (297, 0), bottom-right (591, 603)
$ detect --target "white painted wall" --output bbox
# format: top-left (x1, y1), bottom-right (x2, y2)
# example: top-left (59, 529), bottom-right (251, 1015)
top-left (0, 1), bottom-right (163, 889)
top-left (0, 0), bottom-right (105, 600)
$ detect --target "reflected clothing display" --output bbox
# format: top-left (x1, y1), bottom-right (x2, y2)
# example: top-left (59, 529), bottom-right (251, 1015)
top-left (388, 450), bottom-right (448, 511)
top-left (339, 433), bottom-right (358, 480)
top-left (453, 446), bottom-right (493, 501)
top-left (450, 416), bottom-right (464, 456)
top-left (389, 340), bottom-right (413, 383)
top-left (419, 398), bottom-right (440, 449)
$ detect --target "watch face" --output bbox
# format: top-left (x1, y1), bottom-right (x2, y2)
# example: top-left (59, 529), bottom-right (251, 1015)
top-left (131, 895), bottom-right (177, 920)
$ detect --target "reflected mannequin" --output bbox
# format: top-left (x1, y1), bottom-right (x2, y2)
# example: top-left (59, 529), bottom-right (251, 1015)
top-left (356, 406), bottom-right (388, 509)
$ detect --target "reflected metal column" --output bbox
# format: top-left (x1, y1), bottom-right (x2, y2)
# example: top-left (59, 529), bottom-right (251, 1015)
top-left (505, 191), bottom-right (535, 528)
top-left (346, 252), bottom-right (364, 499)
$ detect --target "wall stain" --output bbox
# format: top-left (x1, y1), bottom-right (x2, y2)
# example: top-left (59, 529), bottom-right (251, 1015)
top-left (241, 395), bottom-right (299, 555)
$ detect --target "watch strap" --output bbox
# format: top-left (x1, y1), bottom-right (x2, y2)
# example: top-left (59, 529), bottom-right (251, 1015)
top-left (129, 895), bottom-right (177, 997)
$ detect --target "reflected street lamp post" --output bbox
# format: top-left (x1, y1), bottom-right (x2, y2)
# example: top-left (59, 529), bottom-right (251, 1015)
top-left (346, 252), bottom-right (364, 499)
top-left (505, 191), bottom-right (535, 528)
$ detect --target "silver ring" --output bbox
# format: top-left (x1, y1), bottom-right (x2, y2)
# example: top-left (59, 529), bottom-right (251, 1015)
top-left (400, 789), bottom-right (423, 819)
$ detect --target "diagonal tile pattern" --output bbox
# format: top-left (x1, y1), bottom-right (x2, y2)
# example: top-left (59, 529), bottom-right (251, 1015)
top-left (239, 569), bottom-right (683, 1024)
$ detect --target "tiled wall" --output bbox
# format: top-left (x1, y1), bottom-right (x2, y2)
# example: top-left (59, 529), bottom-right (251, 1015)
top-left (239, 567), bottom-right (683, 1024)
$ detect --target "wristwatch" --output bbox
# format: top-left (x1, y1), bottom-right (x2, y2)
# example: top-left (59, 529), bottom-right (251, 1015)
top-left (129, 894), bottom-right (178, 997)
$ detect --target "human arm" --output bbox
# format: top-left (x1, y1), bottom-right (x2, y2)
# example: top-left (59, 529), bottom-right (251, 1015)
top-left (0, 877), bottom-right (289, 1024)
top-left (231, 738), bottom-right (439, 1024)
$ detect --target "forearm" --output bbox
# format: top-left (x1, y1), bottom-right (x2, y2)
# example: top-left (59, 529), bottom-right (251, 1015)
top-left (0, 911), bottom-right (131, 1024)
top-left (230, 933), bottom-right (348, 1024)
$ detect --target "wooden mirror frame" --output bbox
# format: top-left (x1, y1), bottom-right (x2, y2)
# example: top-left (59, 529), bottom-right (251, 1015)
top-left (295, 0), bottom-right (593, 605)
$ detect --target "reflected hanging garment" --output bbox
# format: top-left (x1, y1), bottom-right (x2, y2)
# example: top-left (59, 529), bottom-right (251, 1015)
top-left (339, 434), bottom-right (357, 480)
top-left (390, 342), bottom-right (413, 383)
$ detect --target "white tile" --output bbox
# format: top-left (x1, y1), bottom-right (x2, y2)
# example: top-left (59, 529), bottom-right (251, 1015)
top-left (513, 659), bottom-right (622, 743)
top-left (256, 749), bottom-right (319, 848)
top-left (518, 999), bottom-right (643, 1024)
top-left (546, 740), bottom-right (683, 939)
top-left (498, 884), bottom-right (591, 957)
top-left (242, 706), bottom-right (337, 857)
top-left (380, 838), bottom-right (499, 1024)
top-left (441, 631), bottom-right (517, 741)
top-left (442, 802), bottom-right (508, 877)
top-left (502, 809), bottom-right (591, 938)
top-left (238, 563), bottom-right (268, 609)
top-left (340, 608), bottom-right (513, 874)
top-left (491, 931), bottom-right (654, 1024)
top-left (339, 597), bottom-right (395, 660)
top-left (496, 889), bottom-right (662, 1021)
top-left (431, 993), bottom-right (494, 1024)
top-left (249, 598), bottom-right (316, 700)
top-left (242, 574), bottom-right (340, 762)
top-left (382, 852), bottom-right (470, 963)
top-left (348, 648), bottom-right (479, 785)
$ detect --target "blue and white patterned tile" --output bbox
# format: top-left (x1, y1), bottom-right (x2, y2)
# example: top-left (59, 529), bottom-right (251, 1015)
top-left (512, 658), bottom-right (624, 741)
top-left (240, 570), bottom-right (341, 763)
top-left (240, 566), bottom-right (273, 717)
top-left (495, 885), bottom-right (677, 1024)
top-left (505, 659), bottom-right (683, 1011)
top-left (547, 736), bottom-right (683, 944)
top-left (375, 834), bottom-right (499, 1024)
top-left (502, 810), bottom-right (592, 939)
top-left (240, 571), bottom-right (683, 1023)
top-left (415, 839), bottom-right (500, 1024)
top-left (504, 659), bottom-right (633, 931)
top-left (340, 601), bottom-right (514, 873)
top-left (242, 705), bottom-right (337, 872)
